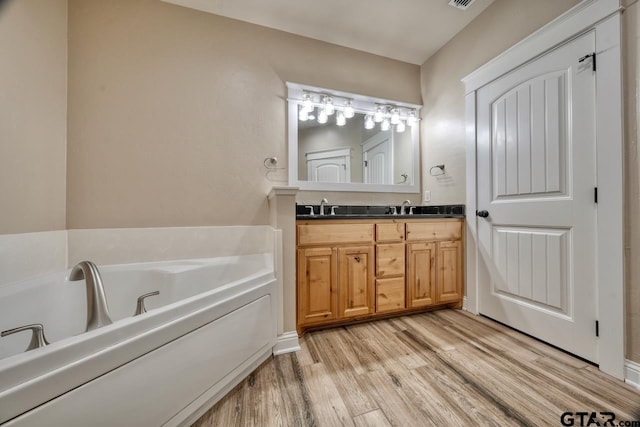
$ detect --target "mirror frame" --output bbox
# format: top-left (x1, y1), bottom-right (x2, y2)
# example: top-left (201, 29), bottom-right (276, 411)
top-left (287, 82), bottom-right (421, 193)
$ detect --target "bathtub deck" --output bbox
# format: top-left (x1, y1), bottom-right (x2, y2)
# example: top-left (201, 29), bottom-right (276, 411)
top-left (192, 309), bottom-right (640, 426)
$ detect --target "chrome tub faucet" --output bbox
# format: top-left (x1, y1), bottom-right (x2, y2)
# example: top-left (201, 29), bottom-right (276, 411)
top-left (69, 261), bottom-right (113, 331)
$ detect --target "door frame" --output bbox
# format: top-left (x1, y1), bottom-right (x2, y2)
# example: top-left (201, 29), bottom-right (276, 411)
top-left (362, 132), bottom-right (394, 184)
top-left (462, 0), bottom-right (624, 378)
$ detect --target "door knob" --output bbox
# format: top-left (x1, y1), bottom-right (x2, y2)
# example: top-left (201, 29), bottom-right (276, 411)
top-left (476, 210), bottom-right (489, 218)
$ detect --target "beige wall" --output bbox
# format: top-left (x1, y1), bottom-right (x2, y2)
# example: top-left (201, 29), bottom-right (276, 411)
top-left (419, 0), bottom-right (581, 205)
top-left (298, 119), bottom-right (364, 183)
top-left (66, 0), bottom-right (421, 229)
top-left (0, 0), bottom-right (68, 234)
top-left (624, 1), bottom-right (640, 364)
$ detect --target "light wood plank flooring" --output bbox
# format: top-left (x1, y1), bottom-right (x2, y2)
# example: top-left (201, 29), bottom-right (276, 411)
top-left (192, 309), bottom-right (640, 426)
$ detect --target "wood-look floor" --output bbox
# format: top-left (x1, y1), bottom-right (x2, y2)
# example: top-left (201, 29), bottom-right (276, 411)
top-left (192, 310), bottom-right (640, 426)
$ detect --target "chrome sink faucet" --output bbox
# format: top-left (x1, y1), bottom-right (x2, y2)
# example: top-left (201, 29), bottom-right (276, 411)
top-left (320, 198), bottom-right (329, 216)
top-left (69, 261), bottom-right (113, 332)
top-left (401, 200), bottom-right (412, 215)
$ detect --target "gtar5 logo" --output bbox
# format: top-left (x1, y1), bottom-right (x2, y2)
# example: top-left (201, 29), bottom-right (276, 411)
top-left (560, 412), bottom-right (616, 426)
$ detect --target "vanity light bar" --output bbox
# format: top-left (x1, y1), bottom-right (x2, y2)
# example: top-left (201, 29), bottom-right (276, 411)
top-left (299, 92), bottom-right (353, 114)
top-left (296, 90), bottom-right (420, 131)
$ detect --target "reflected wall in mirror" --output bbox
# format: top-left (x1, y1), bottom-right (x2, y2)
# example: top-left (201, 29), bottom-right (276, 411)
top-left (298, 114), bottom-right (413, 185)
top-left (287, 82), bottom-right (421, 193)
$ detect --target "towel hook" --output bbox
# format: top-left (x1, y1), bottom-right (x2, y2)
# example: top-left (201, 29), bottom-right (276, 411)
top-left (263, 157), bottom-right (285, 170)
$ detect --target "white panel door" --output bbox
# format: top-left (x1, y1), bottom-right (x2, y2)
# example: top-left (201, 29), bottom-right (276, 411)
top-left (306, 148), bottom-right (350, 183)
top-left (363, 133), bottom-right (392, 184)
top-left (476, 31), bottom-right (597, 361)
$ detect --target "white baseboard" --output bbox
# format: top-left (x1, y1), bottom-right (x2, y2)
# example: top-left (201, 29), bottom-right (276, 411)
top-left (625, 359), bottom-right (640, 390)
top-left (273, 331), bottom-right (300, 355)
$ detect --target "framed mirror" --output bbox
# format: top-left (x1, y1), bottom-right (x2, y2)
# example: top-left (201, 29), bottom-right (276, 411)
top-left (287, 82), bottom-right (421, 193)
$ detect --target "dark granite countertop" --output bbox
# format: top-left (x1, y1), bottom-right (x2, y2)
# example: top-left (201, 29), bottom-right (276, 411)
top-left (296, 204), bottom-right (465, 220)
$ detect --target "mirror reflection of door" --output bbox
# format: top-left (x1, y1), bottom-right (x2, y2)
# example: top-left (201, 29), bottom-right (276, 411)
top-left (362, 132), bottom-right (393, 184)
top-left (306, 148), bottom-right (351, 183)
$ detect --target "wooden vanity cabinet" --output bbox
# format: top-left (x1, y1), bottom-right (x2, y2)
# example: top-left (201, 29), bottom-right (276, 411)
top-left (297, 218), bottom-right (463, 333)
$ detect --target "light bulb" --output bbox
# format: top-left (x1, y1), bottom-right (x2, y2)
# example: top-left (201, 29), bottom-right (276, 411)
top-left (323, 96), bottom-right (335, 115)
top-left (396, 120), bottom-right (406, 133)
top-left (303, 93), bottom-right (313, 112)
top-left (374, 106), bottom-right (384, 123)
top-left (336, 111), bottom-right (346, 126)
top-left (407, 110), bottom-right (418, 127)
top-left (364, 115), bottom-right (375, 130)
top-left (390, 109), bottom-right (400, 125)
top-left (381, 118), bottom-right (391, 131)
top-left (318, 110), bottom-right (328, 124)
top-left (299, 107), bottom-right (309, 122)
top-left (344, 100), bottom-right (355, 118)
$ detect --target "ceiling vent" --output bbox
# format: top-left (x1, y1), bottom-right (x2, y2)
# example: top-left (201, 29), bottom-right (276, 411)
top-left (447, 0), bottom-right (476, 10)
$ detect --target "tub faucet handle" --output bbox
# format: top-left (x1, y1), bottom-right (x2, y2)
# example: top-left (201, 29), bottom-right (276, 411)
top-left (134, 291), bottom-right (160, 316)
top-left (1, 324), bottom-right (50, 351)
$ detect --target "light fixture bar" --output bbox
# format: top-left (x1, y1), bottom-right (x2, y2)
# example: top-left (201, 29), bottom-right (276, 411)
top-left (289, 85), bottom-right (421, 131)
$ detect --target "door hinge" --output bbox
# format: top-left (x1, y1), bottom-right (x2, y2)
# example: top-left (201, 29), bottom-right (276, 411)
top-left (364, 160), bottom-right (368, 167)
top-left (596, 320), bottom-right (599, 337)
top-left (579, 52), bottom-right (596, 72)
top-left (594, 187), bottom-right (598, 204)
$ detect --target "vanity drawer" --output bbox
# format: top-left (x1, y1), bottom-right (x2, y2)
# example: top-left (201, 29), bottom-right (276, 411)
top-left (376, 243), bottom-right (405, 277)
top-left (376, 223), bottom-right (405, 242)
top-left (376, 277), bottom-right (405, 313)
top-left (298, 223), bottom-right (374, 246)
top-left (406, 221), bottom-right (462, 242)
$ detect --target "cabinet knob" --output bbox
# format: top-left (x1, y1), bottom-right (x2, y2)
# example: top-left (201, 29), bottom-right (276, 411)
top-left (354, 256), bottom-right (360, 263)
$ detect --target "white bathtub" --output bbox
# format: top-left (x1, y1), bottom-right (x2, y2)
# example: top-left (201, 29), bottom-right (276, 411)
top-left (0, 253), bottom-right (277, 426)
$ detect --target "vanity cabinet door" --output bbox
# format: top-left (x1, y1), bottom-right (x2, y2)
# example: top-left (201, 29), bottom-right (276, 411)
top-left (338, 246), bottom-right (375, 318)
top-left (437, 240), bottom-right (463, 304)
top-left (407, 242), bottom-right (436, 308)
top-left (297, 247), bottom-right (338, 327)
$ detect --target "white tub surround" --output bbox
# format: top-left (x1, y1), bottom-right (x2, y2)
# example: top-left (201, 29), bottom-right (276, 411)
top-left (0, 231), bottom-right (67, 285)
top-left (0, 226), bottom-right (282, 426)
top-left (67, 225), bottom-right (276, 265)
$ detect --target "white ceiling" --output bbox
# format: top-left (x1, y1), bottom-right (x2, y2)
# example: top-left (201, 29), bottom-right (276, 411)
top-left (161, 0), bottom-right (495, 65)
